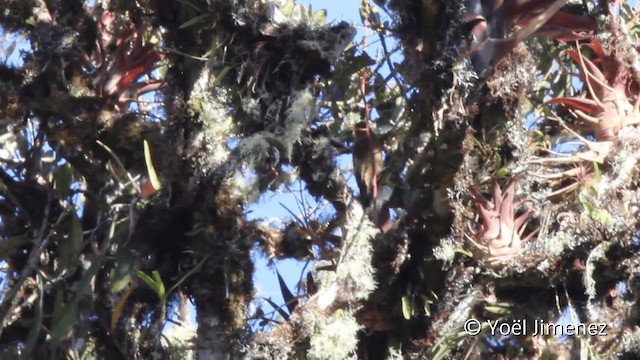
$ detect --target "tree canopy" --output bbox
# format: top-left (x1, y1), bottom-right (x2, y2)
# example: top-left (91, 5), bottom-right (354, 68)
top-left (1, 0), bottom-right (640, 359)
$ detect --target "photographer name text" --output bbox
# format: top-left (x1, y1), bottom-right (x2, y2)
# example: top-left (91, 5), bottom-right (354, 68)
top-left (463, 318), bottom-right (608, 337)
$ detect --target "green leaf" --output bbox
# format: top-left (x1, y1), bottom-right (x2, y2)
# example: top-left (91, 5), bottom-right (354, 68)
top-left (411, 296), bottom-right (419, 317)
top-left (176, 0), bottom-right (201, 11)
top-left (111, 273), bottom-right (132, 295)
top-left (108, 218), bottom-right (117, 240)
top-left (495, 167), bottom-right (509, 178)
top-left (178, 13), bottom-right (210, 29)
top-left (135, 270), bottom-right (166, 301)
top-left (152, 270), bottom-right (166, 299)
top-left (59, 213), bottom-right (83, 268)
top-left (50, 299), bottom-right (78, 341)
top-left (401, 295), bottom-right (412, 320)
top-left (579, 195), bottom-right (592, 211)
top-left (70, 213), bottom-right (83, 253)
top-left (135, 270), bottom-right (157, 292)
top-left (484, 305), bottom-right (511, 315)
top-left (281, 0), bottom-right (295, 16)
top-left (292, 4), bottom-right (305, 21)
top-left (143, 140), bottom-right (162, 191)
top-left (592, 209), bottom-right (613, 227)
top-left (211, 66), bottom-right (231, 87)
top-left (590, 161), bottom-right (602, 192)
top-left (454, 247), bottom-right (473, 258)
top-left (110, 249), bottom-right (137, 293)
top-left (51, 288), bottom-right (66, 327)
top-left (76, 254), bottom-right (105, 299)
top-left (579, 190), bottom-right (612, 227)
top-left (312, 9), bottom-right (326, 25)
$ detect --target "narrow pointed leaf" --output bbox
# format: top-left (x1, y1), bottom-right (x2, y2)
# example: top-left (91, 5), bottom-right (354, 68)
top-left (143, 140), bottom-right (162, 191)
top-left (566, 49), bottom-right (608, 98)
top-left (151, 270), bottom-right (166, 300)
top-left (401, 295), bottom-right (412, 320)
top-left (178, 13), bottom-right (210, 29)
top-left (546, 97), bottom-right (599, 113)
top-left (53, 164), bottom-right (73, 199)
top-left (263, 297), bottom-right (290, 321)
top-left (111, 286), bottom-right (134, 333)
top-left (276, 269), bottom-right (298, 314)
top-left (135, 270), bottom-right (164, 300)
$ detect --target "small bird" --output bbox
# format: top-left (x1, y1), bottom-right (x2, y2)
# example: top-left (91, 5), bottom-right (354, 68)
top-left (352, 122), bottom-right (383, 208)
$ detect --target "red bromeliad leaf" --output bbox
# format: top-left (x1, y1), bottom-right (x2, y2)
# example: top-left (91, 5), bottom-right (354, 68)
top-left (566, 49), bottom-right (611, 101)
top-left (584, 36), bottom-right (606, 59)
top-left (546, 97), bottom-right (600, 114)
top-left (468, 177), bottom-right (535, 264)
top-left (118, 66), bottom-right (147, 90)
top-left (548, 36), bottom-right (640, 141)
top-left (93, 19), bottom-right (165, 103)
top-left (526, 11), bottom-right (597, 42)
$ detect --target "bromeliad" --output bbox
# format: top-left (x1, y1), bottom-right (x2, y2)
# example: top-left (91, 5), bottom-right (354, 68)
top-left (87, 11), bottom-right (165, 110)
top-left (466, 177), bottom-right (537, 264)
top-left (547, 37), bottom-right (640, 143)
